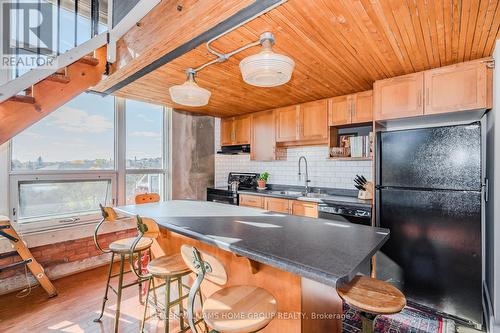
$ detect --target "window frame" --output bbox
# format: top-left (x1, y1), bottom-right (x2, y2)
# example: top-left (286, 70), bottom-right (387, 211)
top-left (122, 99), bottom-right (169, 204)
top-left (8, 95), bottom-right (171, 232)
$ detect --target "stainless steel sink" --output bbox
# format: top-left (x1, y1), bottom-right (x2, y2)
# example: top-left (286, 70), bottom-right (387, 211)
top-left (302, 192), bottom-right (330, 199)
top-left (269, 190), bottom-right (303, 197)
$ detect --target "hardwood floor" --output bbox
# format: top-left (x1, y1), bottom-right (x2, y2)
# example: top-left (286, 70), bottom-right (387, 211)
top-left (0, 264), bottom-right (190, 333)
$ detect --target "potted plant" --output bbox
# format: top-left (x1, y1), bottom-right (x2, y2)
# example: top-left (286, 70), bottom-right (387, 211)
top-left (257, 172), bottom-right (269, 189)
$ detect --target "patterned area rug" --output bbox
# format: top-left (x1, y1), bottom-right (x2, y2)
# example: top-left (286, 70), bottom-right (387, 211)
top-left (342, 303), bottom-right (456, 333)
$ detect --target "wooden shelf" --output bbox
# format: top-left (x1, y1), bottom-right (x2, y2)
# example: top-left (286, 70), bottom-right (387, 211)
top-left (328, 156), bottom-right (372, 161)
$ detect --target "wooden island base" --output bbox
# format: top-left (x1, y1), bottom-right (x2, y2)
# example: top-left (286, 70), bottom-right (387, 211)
top-left (156, 229), bottom-right (343, 333)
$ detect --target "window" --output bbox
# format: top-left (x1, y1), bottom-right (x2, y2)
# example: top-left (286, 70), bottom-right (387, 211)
top-left (11, 93), bottom-right (115, 171)
top-left (9, 92), bottom-right (170, 231)
top-left (125, 100), bottom-right (167, 204)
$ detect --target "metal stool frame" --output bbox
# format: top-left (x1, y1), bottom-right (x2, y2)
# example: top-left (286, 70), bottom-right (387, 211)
top-left (93, 205), bottom-right (152, 333)
top-left (130, 215), bottom-right (204, 333)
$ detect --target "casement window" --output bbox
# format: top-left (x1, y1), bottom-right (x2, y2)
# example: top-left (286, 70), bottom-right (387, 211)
top-left (9, 92), bottom-right (170, 232)
top-left (123, 99), bottom-right (168, 204)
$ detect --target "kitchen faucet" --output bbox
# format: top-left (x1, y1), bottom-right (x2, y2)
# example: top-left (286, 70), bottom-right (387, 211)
top-left (298, 156), bottom-right (311, 195)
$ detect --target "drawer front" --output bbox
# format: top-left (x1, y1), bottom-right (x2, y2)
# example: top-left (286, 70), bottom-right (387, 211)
top-left (239, 194), bottom-right (264, 208)
top-left (291, 201), bottom-right (318, 218)
top-left (265, 197), bottom-right (290, 214)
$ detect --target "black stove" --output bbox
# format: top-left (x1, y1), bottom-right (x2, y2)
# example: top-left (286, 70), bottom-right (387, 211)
top-left (207, 172), bottom-right (260, 205)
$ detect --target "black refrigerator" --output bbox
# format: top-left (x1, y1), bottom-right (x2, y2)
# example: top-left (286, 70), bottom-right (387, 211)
top-left (375, 122), bottom-right (483, 327)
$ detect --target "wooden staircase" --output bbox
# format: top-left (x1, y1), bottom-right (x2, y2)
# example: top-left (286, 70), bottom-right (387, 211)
top-left (0, 47), bottom-right (107, 145)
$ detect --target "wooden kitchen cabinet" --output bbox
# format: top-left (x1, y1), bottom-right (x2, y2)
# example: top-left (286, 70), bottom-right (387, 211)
top-left (220, 117), bottom-right (235, 146)
top-left (352, 90), bottom-right (373, 123)
top-left (291, 201), bottom-right (318, 218)
top-left (299, 99), bottom-right (329, 141)
top-left (234, 115), bottom-right (251, 144)
top-left (264, 197), bottom-right (290, 214)
top-left (373, 72), bottom-right (424, 121)
top-left (239, 194), bottom-right (264, 208)
top-left (424, 59), bottom-right (493, 115)
top-left (220, 115), bottom-right (251, 145)
top-left (329, 95), bottom-right (351, 126)
top-left (276, 100), bottom-right (328, 144)
top-left (251, 110), bottom-right (277, 161)
top-left (329, 90), bottom-right (373, 126)
top-left (275, 105), bottom-right (298, 142)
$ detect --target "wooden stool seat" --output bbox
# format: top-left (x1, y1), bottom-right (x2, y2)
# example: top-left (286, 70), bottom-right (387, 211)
top-left (147, 253), bottom-right (191, 277)
top-left (109, 237), bottom-right (153, 254)
top-left (337, 276), bottom-right (406, 315)
top-left (203, 285), bottom-right (278, 333)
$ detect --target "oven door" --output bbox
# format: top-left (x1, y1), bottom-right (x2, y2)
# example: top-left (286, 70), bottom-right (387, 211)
top-left (207, 192), bottom-right (238, 205)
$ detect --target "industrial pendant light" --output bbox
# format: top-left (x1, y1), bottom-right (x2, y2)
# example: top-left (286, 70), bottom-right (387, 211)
top-left (170, 31), bottom-right (295, 107)
top-left (169, 69), bottom-right (211, 107)
top-left (239, 32), bottom-right (295, 87)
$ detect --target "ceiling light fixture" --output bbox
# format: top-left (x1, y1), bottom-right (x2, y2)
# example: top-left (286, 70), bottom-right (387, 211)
top-left (169, 31), bottom-right (294, 107)
top-left (240, 32), bottom-right (295, 87)
top-left (169, 69), bottom-right (211, 107)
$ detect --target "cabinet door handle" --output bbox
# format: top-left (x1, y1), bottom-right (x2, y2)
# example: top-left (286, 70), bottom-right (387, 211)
top-left (426, 88), bottom-right (430, 106)
top-left (417, 89), bottom-right (422, 107)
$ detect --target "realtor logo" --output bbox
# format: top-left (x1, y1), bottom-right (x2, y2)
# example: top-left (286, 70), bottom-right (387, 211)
top-left (1, 0), bottom-right (57, 70)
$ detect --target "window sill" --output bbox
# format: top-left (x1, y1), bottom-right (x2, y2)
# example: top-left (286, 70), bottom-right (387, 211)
top-left (0, 216), bottom-right (136, 254)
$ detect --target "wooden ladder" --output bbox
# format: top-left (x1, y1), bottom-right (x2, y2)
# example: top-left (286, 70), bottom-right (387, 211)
top-left (0, 216), bottom-right (57, 297)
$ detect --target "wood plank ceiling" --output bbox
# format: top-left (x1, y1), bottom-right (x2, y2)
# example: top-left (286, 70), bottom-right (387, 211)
top-left (108, 0), bottom-right (500, 117)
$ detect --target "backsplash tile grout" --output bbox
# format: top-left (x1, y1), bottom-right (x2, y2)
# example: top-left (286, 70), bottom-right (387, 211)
top-left (214, 118), bottom-right (372, 189)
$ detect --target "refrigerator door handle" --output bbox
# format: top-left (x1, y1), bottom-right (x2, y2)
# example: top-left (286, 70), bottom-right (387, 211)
top-left (375, 189), bottom-right (381, 227)
top-left (483, 178), bottom-right (489, 203)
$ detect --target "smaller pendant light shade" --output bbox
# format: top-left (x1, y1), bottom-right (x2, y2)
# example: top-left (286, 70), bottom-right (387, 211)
top-left (239, 32), bottom-right (295, 87)
top-left (169, 71), bottom-right (211, 107)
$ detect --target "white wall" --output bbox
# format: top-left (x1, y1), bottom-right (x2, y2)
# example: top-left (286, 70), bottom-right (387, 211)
top-left (214, 118), bottom-right (372, 189)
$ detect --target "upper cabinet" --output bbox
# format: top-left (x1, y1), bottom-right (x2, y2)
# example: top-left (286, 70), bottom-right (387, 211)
top-left (220, 117), bottom-right (235, 146)
top-left (329, 90), bottom-right (373, 126)
top-left (276, 105), bottom-right (299, 142)
top-left (251, 110), bottom-right (277, 161)
top-left (424, 59), bottom-right (493, 114)
top-left (373, 72), bottom-right (424, 121)
top-left (220, 115), bottom-right (251, 146)
top-left (234, 115), bottom-right (251, 144)
top-left (374, 58), bottom-right (493, 121)
top-left (299, 99), bottom-right (329, 140)
top-left (276, 99), bottom-right (328, 144)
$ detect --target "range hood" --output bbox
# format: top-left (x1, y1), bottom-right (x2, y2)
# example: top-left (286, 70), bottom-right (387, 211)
top-left (217, 144), bottom-right (250, 155)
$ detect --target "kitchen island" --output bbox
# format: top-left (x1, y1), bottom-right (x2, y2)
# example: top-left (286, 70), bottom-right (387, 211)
top-left (116, 200), bottom-right (389, 332)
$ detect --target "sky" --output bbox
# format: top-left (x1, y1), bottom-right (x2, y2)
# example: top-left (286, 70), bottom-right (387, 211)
top-left (12, 92), bottom-right (164, 163)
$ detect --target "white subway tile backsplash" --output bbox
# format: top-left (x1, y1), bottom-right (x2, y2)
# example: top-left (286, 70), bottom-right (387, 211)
top-left (214, 118), bottom-right (372, 189)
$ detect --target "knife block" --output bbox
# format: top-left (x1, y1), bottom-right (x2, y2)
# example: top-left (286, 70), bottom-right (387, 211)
top-left (358, 181), bottom-right (373, 200)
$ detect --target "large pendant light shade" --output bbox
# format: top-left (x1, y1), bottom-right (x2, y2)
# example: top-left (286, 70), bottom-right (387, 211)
top-left (169, 71), bottom-right (211, 107)
top-left (239, 32), bottom-right (295, 87)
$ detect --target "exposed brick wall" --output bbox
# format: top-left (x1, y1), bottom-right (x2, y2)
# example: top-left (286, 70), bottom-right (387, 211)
top-left (0, 229), bottom-right (136, 280)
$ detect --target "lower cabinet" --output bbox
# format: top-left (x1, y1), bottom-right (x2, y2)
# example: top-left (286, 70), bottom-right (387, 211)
top-left (239, 194), bottom-right (264, 208)
top-left (239, 194), bottom-right (318, 218)
top-left (264, 197), bottom-right (290, 214)
top-left (291, 201), bottom-right (318, 218)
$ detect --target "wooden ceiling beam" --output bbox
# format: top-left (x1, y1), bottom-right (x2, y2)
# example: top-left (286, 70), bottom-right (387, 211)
top-left (93, 0), bottom-right (286, 95)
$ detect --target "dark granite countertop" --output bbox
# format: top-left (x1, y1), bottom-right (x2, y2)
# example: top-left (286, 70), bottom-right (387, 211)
top-left (115, 200), bottom-right (388, 287)
top-left (238, 186), bottom-right (372, 208)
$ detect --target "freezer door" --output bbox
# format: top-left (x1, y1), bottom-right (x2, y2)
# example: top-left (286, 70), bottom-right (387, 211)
top-left (376, 188), bottom-right (482, 325)
top-left (378, 123), bottom-right (481, 190)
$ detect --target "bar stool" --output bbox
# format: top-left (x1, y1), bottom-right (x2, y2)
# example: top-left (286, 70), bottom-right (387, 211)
top-left (130, 215), bottom-right (203, 333)
top-left (93, 205), bottom-right (153, 333)
top-left (337, 276), bottom-right (406, 333)
top-left (135, 192), bottom-right (161, 204)
top-left (181, 245), bottom-right (278, 333)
